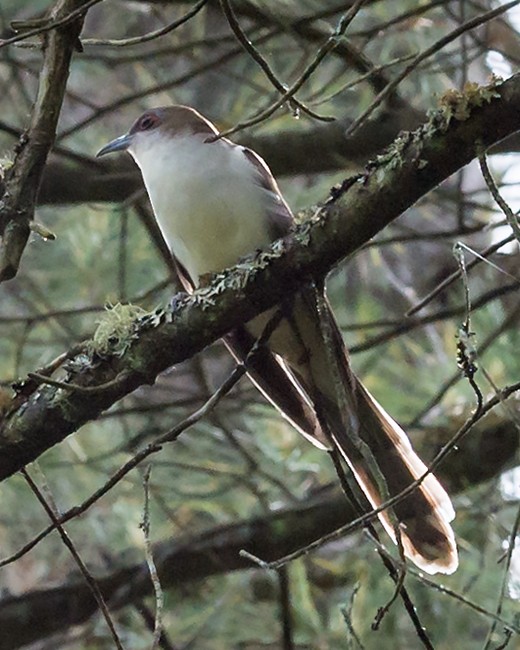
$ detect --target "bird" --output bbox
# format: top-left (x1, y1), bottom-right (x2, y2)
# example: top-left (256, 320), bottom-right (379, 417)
top-left (97, 105), bottom-right (458, 575)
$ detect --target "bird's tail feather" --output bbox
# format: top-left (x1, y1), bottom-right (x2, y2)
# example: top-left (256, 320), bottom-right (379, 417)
top-left (329, 378), bottom-right (458, 575)
top-left (305, 298), bottom-right (458, 575)
top-left (225, 295), bottom-right (458, 574)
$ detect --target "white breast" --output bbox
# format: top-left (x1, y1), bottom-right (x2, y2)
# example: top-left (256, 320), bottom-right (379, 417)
top-left (130, 132), bottom-right (271, 285)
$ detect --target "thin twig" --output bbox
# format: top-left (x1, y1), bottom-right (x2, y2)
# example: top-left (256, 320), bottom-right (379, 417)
top-left (406, 233), bottom-right (516, 316)
top-left (413, 571), bottom-right (520, 635)
top-left (21, 467), bottom-right (125, 650)
top-left (140, 466), bottom-right (164, 650)
top-left (27, 370), bottom-right (133, 394)
top-left (453, 242), bottom-right (483, 409)
top-left (136, 603), bottom-right (178, 650)
top-left (215, 0), bottom-right (370, 139)
top-left (312, 285), bottom-right (413, 634)
top-left (85, 0), bottom-right (208, 48)
top-left (328, 452), bottom-right (432, 648)
top-left (340, 583), bottom-right (365, 649)
top-left (1, 0), bottom-right (90, 281)
top-left (350, 280), bottom-right (520, 354)
top-left (482, 501), bottom-right (520, 649)
top-left (0, 0), bottom-right (101, 49)
top-left (479, 151), bottom-right (520, 245)
top-left (410, 298), bottom-right (520, 427)
top-left (218, 0), bottom-right (327, 121)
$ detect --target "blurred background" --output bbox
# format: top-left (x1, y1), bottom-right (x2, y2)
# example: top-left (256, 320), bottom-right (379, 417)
top-left (0, 1), bottom-right (519, 648)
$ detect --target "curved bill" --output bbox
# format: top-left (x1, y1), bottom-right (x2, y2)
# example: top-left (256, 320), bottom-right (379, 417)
top-left (96, 133), bottom-right (133, 157)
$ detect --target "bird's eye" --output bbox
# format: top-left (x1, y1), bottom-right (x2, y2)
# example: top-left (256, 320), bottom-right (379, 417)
top-left (138, 114), bottom-right (158, 131)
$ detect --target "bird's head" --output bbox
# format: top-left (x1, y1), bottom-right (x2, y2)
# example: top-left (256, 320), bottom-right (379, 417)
top-left (96, 106), bottom-right (217, 160)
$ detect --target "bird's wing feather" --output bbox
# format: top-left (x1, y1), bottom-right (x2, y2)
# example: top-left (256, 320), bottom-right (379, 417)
top-left (241, 146), bottom-right (294, 240)
top-left (224, 325), bottom-right (330, 450)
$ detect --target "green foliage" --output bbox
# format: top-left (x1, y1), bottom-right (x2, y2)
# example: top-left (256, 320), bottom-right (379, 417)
top-left (0, 1), bottom-right (519, 649)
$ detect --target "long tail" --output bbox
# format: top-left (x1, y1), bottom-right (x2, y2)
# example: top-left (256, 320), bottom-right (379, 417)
top-left (226, 293), bottom-right (458, 574)
top-left (330, 377), bottom-right (458, 574)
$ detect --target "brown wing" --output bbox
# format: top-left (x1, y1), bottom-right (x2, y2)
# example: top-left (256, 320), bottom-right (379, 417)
top-left (241, 146), bottom-right (294, 240)
top-left (224, 326), bottom-right (330, 451)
